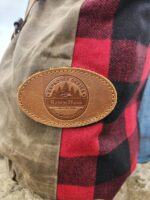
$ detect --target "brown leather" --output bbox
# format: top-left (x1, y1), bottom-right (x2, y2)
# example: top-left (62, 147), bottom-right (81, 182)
top-left (17, 67), bottom-right (117, 128)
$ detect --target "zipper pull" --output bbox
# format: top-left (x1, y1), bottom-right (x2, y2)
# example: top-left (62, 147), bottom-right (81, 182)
top-left (11, 18), bottom-right (24, 40)
top-left (14, 18), bottom-right (24, 34)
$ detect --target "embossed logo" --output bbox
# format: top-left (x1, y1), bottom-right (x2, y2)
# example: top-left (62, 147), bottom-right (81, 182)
top-left (44, 75), bottom-right (89, 120)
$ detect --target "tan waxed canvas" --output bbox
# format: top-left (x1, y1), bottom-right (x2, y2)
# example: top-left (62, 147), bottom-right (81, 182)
top-left (0, 0), bottom-right (85, 199)
top-left (25, 0), bottom-right (37, 16)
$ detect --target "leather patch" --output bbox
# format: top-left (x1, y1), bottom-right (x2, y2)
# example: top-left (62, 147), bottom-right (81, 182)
top-left (17, 67), bottom-right (117, 128)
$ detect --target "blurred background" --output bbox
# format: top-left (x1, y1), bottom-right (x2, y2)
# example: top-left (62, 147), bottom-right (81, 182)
top-left (0, 0), bottom-right (28, 60)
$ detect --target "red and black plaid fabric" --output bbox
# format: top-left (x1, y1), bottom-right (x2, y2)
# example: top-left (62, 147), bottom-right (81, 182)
top-left (57, 0), bottom-right (150, 199)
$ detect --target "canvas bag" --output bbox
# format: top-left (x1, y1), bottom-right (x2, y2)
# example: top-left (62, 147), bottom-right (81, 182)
top-left (0, 0), bottom-right (150, 199)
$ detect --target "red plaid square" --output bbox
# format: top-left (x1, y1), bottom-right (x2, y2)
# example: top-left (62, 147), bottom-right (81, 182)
top-left (57, 185), bottom-right (94, 200)
top-left (72, 38), bottom-right (111, 77)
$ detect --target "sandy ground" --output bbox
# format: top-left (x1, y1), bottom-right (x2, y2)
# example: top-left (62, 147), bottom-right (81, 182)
top-left (0, 158), bottom-right (150, 200)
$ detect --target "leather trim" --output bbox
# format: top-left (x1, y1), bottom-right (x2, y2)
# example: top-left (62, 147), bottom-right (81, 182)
top-left (17, 67), bottom-right (117, 128)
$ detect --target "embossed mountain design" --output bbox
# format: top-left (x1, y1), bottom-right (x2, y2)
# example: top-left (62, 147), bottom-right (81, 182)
top-left (50, 82), bottom-right (82, 99)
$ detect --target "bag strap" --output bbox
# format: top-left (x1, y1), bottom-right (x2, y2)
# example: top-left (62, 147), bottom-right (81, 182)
top-left (25, 0), bottom-right (37, 17)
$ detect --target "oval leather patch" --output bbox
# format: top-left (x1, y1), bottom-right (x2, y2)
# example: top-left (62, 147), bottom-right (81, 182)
top-left (17, 67), bottom-right (117, 128)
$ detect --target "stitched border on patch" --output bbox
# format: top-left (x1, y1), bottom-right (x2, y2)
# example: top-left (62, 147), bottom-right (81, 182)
top-left (17, 67), bottom-right (117, 127)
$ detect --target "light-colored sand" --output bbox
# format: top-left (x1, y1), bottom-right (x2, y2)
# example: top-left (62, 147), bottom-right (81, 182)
top-left (0, 158), bottom-right (43, 200)
top-left (114, 162), bottom-right (150, 200)
top-left (0, 158), bottom-right (150, 200)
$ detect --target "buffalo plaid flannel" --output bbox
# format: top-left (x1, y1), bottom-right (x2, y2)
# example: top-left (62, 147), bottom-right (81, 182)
top-left (57, 0), bottom-right (150, 199)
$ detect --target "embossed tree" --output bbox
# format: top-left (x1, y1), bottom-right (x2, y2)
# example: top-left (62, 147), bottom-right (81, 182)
top-left (62, 82), bottom-right (69, 93)
top-left (51, 90), bottom-right (56, 98)
top-left (55, 86), bottom-right (61, 98)
top-left (74, 90), bottom-right (80, 98)
top-left (70, 86), bottom-right (75, 96)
